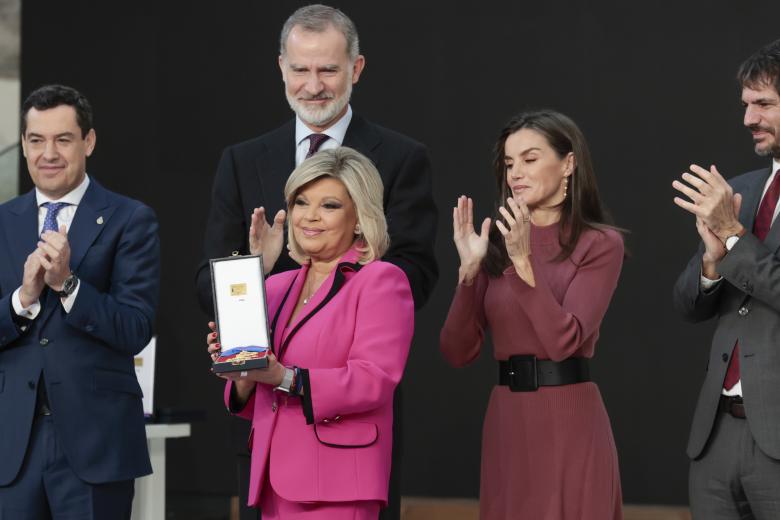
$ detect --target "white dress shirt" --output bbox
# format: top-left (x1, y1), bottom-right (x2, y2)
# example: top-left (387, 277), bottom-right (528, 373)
top-left (294, 105), bottom-right (353, 166)
top-left (700, 159), bottom-right (780, 396)
top-left (12, 175), bottom-right (90, 320)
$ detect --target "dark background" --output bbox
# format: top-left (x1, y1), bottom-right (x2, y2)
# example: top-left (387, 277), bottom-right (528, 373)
top-left (18, 0), bottom-right (780, 511)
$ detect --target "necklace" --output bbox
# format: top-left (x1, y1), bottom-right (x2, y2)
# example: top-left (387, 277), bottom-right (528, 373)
top-left (301, 274), bottom-right (321, 305)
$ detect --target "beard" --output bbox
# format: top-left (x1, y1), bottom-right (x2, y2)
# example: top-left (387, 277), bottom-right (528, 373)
top-left (286, 82), bottom-right (352, 128)
top-left (749, 125), bottom-right (780, 158)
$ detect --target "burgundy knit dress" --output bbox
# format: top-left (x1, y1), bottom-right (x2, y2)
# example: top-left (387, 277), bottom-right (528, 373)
top-left (440, 223), bottom-right (624, 520)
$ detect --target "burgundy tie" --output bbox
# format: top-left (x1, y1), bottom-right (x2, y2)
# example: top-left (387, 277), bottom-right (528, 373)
top-left (305, 134), bottom-right (329, 159)
top-left (723, 168), bottom-right (780, 390)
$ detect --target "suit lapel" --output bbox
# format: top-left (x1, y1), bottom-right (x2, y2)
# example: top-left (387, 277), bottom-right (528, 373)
top-left (273, 265), bottom-right (308, 353)
top-left (738, 168), bottom-right (771, 234)
top-left (342, 115), bottom-right (381, 164)
top-left (276, 248), bottom-right (363, 362)
top-left (68, 180), bottom-right (115, 272)
top-left (255, 120), bottom-right (296, 213)
top-left (0, 191), bottom-right (39, 282)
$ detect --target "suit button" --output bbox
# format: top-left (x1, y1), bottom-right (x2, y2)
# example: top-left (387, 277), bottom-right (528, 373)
top-left (85, 325), bottom-right (95, 332)
top-left (738, 307), bottom-right (749, 316)
top-left (722, 353), bottom-right (729, 362)
top-left (28, 381), bottom-right (35, 389)
top-left (39, 338), bottom-right (49, 346)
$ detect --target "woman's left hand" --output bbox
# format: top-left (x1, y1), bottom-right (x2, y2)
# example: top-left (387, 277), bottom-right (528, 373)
top-left (217, 350), bottom-right (286, 388)
top-left (496, 197), bottom-right (532, 260)
top-left (496, 197), bottom-right (536, 286)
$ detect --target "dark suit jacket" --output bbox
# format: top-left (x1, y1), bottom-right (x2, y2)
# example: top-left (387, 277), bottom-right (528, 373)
top-left (196, 114), bottom-right (438, 313)
top-left (673, 166), bottom-right (780, 460)
top-left (0, 179), bottom-right (160, 485)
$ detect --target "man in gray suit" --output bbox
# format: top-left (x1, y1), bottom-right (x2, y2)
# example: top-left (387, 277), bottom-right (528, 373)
top-left (673, 38), bottom-right (780, 519)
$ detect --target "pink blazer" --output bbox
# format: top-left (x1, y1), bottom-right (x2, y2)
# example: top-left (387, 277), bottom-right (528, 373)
top-left (224, 247), bottom-right (414, 507)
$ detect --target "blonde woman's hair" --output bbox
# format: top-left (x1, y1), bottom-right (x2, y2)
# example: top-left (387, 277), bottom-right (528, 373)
top-left (284, 146), bottom-right (389, 264)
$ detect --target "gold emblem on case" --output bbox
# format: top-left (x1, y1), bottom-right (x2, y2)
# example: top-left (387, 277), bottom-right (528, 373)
top-left (230, 283), bottom-right (248, 296)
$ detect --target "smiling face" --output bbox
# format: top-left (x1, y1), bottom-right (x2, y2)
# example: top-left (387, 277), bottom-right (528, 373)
top-left (742, 82), bottom-right (780, 158)
top-left (21, 105), bottom-right (95, 200)
top-left (504, 128), bottom-right (573, 211)
top-left (279, 25), bottom-right (365, 132)
top-left (290, 176), bottom-right (358, 261)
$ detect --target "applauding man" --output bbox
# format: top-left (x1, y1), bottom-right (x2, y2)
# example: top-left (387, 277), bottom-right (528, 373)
top-left (0, 85), bottom-right (160, 519)
top-left (673, 39), bottom-right (780, 519)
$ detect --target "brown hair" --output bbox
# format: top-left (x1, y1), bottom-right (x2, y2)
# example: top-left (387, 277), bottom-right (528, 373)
top-left (484, 109), bottom-right (620, 276)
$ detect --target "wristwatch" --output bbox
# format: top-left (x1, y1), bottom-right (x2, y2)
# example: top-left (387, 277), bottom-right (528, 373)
top-left (56, 274), bottom-right (79, 298)
top-left (274, 367), bottom-right (296, 394)
top-left (724, 234), bottom-right (741, 252)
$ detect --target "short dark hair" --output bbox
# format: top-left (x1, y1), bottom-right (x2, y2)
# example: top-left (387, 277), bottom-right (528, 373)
top-left (21, 84), bottom-right (93, 138)
top-left (737, 38), bottom-right (780, 94)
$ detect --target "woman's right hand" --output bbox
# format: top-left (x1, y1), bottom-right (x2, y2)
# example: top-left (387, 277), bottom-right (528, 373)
top-left (453, 195), bottom-right (491, 284)
top-left (249, 207), bottom-right (286, 274)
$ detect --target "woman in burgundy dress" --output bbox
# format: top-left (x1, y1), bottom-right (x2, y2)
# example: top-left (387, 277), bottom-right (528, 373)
top-left (440, 110), bottom-right (624, 520)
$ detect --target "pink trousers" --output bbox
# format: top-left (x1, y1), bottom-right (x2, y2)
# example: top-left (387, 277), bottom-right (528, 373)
top-left (259, 475), bottom-right (381, 520)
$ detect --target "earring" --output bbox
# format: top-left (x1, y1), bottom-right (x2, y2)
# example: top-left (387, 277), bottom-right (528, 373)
top-left (563, 177), bottom-right (570, 199)
top-left (354, 224), bottom-right (361, 235)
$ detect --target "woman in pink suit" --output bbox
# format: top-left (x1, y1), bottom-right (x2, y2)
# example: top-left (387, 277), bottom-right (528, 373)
top-left (441, 110), bottom-right (624, 520)
top-left (207, 147), bottom-right (414, 519)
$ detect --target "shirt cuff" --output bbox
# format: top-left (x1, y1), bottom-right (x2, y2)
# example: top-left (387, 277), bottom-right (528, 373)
top-left (60, 284), bottom-right (80, 313)
top-left (699, 273), bottom-right (722, 292)
top-left (12, 287), bottom-right (41, 320)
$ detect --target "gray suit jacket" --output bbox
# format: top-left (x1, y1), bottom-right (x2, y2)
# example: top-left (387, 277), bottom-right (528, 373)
top-left (673, 166), bottom-right (780, 460)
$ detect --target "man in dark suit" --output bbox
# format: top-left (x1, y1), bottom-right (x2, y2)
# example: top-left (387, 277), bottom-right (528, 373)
top-left (0, 85), bottom-right (160, 518)
top-left (196, 5), bottom-right (437, 520)
top-left (673, 39), bottom-right (780, 519)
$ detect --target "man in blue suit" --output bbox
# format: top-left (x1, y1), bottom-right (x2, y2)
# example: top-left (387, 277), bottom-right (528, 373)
top-left (0, 85), bottom-right (160, 518)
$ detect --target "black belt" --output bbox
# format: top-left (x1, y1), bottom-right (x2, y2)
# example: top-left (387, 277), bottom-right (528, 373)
top-left (499, 355), bottom-right (590, 392)
top-left (719, 395), bottom-right (746, 419)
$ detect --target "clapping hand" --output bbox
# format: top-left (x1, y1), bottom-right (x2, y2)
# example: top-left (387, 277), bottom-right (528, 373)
top-left (672, 164), bottom-right (743, 240)
top-left (496, 197), bottom-right (535, 286)
top-left (37, 225), bottom-right (72, 292)
top-left (496, 197), bottom-right (532, 261)
top-left (672, 164), bottom-right (744, 280)
top-left (453, 195), bottom-right (491, 284)
top-left (249, 207), bottom-right (286, 274)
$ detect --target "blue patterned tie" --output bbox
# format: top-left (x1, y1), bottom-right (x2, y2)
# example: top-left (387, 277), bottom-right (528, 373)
top-left (41, 202), bottom-right (69, 236)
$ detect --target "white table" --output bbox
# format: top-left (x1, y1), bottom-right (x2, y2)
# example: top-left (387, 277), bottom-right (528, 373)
top-left (131, 423), bottom-right (191, 520)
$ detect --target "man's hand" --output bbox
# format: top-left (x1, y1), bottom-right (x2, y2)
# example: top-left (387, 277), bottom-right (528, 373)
top-left (37, 225), bottom-right (72, 291)
top-left (19, 252), bottom-right (46, 308)
top-left (673, 164), bottom-right (744, 241)
top-left (248, 207), bottom-right (286, 274)
top-left (696, 217), bottom-right (726, 280)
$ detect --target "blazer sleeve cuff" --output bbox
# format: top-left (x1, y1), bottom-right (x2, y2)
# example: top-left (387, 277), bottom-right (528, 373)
top-left (300, 368), bottom-right (314, 425)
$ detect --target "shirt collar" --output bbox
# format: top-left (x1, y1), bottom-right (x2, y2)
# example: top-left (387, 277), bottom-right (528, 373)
top-left (35, 174), bottom-right (91, 207)
top-left (295, 105), bottom-right (352, 147)
top-left (773, 158), bottom-right (780, 176)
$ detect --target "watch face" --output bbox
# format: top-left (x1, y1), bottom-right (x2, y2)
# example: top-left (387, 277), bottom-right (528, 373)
top-left (62, 275), bottom-right (78, 294)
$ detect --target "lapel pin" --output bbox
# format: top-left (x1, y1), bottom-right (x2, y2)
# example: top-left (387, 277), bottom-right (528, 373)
top-left (96, 216), bottom-right (104, 225)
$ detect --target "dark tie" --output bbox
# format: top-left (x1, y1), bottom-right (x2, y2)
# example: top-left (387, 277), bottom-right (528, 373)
top-left (305, 133), bottom-right (330, 159)
top-left (723, 168), bottom-right (780, 390)
top-left (41, 202), bottom-right (69, 236)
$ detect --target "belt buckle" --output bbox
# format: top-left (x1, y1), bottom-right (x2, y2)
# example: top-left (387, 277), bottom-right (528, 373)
top-left (508, 355), bottom-right (538, 392)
